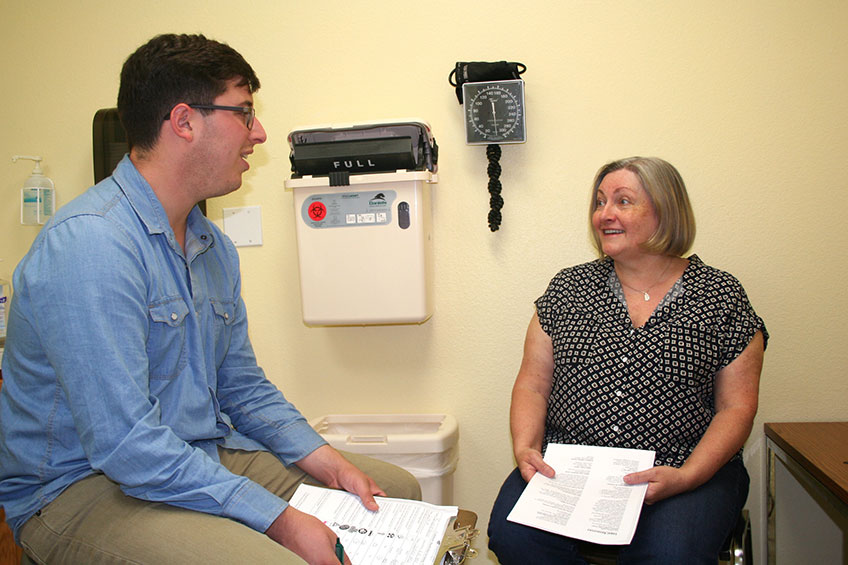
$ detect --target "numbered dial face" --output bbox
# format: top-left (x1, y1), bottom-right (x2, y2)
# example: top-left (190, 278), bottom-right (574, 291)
top-left (463, 80), bottom-right (526, 145)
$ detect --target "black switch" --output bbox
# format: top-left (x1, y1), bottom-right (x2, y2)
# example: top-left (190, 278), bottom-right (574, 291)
top-left (398, 201), bottom-right (410, 229)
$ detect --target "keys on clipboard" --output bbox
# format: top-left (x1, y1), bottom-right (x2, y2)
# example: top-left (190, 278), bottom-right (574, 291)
top-left (436, 509), bottom-right (479, 565)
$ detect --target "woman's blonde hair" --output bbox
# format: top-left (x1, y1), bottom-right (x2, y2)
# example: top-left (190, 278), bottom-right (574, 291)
top-left (589, 156), bottom-right (696, 257)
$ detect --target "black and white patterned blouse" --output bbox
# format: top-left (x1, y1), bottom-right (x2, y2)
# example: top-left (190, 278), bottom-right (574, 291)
top-left (536, 255), bottom-right (768, 468)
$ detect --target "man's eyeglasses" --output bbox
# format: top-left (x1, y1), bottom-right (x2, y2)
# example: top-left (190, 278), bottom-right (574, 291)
top-left (163, 104), bottom-right (256, 130)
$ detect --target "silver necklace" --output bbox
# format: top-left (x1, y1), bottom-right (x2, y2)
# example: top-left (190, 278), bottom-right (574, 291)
top-left (617, 259), bottom-right (673, 302)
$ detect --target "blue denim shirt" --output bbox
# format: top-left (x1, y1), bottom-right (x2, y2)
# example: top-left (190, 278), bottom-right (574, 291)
top-left (0, 155), bottom-right (326, 541)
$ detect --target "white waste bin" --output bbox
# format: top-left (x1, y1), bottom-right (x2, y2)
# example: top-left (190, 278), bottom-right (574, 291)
top-left (310, 414), bottom-right (458, 505)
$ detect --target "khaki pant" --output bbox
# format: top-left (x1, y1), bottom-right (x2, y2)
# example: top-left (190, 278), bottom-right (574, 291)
top-left (19, 448), bottom-right (421, 564)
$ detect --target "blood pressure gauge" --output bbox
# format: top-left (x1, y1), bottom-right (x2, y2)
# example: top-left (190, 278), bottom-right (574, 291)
top-left (462, 80), bottom-right (526, 145)
top-left (455, 75), bottom-right (527, 231)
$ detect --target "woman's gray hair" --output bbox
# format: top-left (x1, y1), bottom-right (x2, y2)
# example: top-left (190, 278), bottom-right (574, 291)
top-left (589, 156), bottom-right (696, 257)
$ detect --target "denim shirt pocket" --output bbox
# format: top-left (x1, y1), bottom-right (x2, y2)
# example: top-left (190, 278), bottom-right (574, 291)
top-left (147, 297), bottom-right (190, 380)
top-left (210, 299), bottom-right (235, 343)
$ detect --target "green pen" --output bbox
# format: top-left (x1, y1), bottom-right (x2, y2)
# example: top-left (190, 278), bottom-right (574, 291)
top-left (335, 537), bottom-right (344, 563)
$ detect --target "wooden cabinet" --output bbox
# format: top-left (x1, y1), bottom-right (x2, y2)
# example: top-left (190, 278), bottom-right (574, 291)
top-left (765, 422), bottom-right (848, 564)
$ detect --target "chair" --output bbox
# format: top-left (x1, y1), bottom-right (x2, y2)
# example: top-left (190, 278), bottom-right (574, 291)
top-left (718, 509), bottom-right (752, 565)
top-left (577, 509), bottom-right (752, 565)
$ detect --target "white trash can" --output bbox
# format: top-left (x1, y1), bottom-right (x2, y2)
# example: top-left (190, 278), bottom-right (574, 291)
top-left (310, 414), bottom-right (459, 505)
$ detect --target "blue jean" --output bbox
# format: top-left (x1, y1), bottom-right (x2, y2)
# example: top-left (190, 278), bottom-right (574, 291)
top-left (488, 458), bottom-right (749, 564)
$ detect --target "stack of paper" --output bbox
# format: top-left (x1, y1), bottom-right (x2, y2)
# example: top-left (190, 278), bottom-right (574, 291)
top-left (507, 443), bottom-right (654, 545)
top-left (290, 484), bottom-right (458, 565)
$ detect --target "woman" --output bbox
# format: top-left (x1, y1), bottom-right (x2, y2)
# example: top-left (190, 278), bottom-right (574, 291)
top-left (488, 157), bottom-right (767, 564)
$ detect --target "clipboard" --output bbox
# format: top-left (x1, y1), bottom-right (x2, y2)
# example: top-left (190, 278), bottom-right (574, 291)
top-left (435, 509), bottom-right (479, 565)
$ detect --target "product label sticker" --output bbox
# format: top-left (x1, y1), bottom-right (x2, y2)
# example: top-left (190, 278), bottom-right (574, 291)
top-left (301, 190), bottom-right (396, 229)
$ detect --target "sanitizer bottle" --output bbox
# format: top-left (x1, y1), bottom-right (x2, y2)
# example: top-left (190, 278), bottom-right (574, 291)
top-left (13, 155), bottom-right (56, 225)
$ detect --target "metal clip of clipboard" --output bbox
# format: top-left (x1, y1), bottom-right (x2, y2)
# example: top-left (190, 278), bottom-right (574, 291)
top-left (435, 509), bottom-right (479, 565)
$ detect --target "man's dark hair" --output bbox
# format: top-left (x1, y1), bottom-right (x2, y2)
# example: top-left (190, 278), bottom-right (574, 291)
top-left (117, 33), bottom-right (260, 152)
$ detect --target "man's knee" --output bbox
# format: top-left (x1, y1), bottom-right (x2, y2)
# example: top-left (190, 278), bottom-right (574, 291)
top-left (385, 465), bottom-right (422, 500)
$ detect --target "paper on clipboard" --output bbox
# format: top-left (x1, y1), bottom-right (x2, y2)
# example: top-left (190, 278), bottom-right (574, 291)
top-left (289, 484), bottom-right (458, 565)
top-left (506, 443), bottom-right (654, 545)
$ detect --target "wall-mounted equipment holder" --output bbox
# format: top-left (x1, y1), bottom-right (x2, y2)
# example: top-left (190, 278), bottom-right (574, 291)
top-left (449, 61), bottom-right (526, 232)
top-left (285, 121), bottom-right (438, 326)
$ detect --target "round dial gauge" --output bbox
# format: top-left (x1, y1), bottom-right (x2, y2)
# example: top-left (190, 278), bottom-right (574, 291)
top-left (463, 80), bottom-right (526, 145)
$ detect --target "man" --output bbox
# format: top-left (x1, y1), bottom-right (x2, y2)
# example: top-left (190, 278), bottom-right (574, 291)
top-left (0, 33), bottom-right (419, 564)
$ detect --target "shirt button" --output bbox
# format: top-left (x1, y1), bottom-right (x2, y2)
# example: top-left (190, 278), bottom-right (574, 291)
top-left (621, 356), bottom-right (629, 363)
top-left (224, 313), bottom-right (229, 320)
top-left (615, 390), bottom-right (624, 397)
top-left (612, 425), bottom-right (620, 433)
top-left (170, 312), bottom-right (178, 321)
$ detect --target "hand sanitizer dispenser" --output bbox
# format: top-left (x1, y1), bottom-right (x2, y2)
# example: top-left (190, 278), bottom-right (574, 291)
top-left (285, 120), bottom-right (438, 326)
top-left (13, 155), bottom-right (55, 225)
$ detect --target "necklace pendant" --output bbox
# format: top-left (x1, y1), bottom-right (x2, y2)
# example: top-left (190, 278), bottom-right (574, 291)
top-left (643, 292), bottom-right (650, 301)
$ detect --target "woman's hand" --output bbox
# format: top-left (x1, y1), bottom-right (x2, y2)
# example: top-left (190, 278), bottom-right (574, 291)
top-left (514, 446), bottom-right (555, 483)
top-left (623, 465), bottom-right (695, 504)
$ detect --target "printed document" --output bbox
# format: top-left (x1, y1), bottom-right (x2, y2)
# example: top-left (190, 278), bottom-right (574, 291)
top-left (289, 484), bottom-right (458, 565)
top-left (506, 443), bottom-right (654, 544)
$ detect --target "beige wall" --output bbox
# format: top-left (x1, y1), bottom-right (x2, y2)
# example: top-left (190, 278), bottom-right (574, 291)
top-left (2, 1), bottom-right (846, 562)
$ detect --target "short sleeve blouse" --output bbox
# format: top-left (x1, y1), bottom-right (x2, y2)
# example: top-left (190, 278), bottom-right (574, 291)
top-left (535, 255), bottom-right (768, 467)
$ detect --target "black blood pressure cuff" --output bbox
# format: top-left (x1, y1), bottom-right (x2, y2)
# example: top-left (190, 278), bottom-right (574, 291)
top-left (449, 61), bottom-right (526, 104)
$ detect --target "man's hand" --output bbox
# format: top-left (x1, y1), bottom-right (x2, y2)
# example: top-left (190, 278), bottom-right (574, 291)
top-left (297, 445), bottom-right (386, 511)
top-left (329, 457), bottom-right (384, 511)
top-left (266, 506), bottom-right (350, 565)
